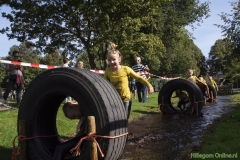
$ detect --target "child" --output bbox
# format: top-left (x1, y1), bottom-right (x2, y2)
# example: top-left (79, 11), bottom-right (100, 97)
top-left (175, 89), bottom-right (190, 111)
top-left (198, 75), bottom-right (206, 83)
top-left (53, 102), bottom-right (86, 160)
top-left (104, 43), bottom-right (154, 119)
top-left (208, 76), bottom-right (218, 91)
top-left (187, 69), bottom-right (210, 101)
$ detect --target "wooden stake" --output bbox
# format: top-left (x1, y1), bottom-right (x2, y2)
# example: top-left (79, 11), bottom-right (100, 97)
top-left (194, 95), bottom-right (198, 115)
top-left (211, 91), bottom-right (214, 103)
top-left (87, 116), bottom-right (98, 160)
top-left (19, 120), bottom-right (26, 160)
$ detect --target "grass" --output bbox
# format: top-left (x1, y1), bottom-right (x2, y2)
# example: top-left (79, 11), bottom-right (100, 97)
top-left (128, 92), bottom-right (159, 121)
top-left (0, 92), bottom-right (160, 159)
top-left (197, 93), bottom-right (240, 155)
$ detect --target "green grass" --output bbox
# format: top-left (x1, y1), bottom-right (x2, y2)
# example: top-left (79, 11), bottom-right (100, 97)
top-left (198, 93), bottom-right (240, 155)
top-left (128, 92), bottom-right (159, 121)
top-left (0, 92), bottom-right (160, 159)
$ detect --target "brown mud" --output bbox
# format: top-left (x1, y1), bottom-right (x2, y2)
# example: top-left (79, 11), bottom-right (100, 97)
top-left (119, 95), bottom-right (234, 160)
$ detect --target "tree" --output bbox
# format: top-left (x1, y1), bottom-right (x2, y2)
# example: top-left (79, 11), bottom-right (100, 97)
top-left (207, 38), bottom-right (234, 76)
top-left (0, 1), bottom-right (167, 69)
top-left (216, 1), bottom-right (240, 60)
top-left (0, 63), bottom-right (7, 87)
top-left (0, 0), bottom-right (209, 72)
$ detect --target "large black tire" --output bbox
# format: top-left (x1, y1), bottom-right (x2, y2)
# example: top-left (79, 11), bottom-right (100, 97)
top-left (158, 78), bottom-right (204, 114)
top-left (207, 82), bottom-right (217, 102)
top-left (18, 68), bottom-right (128, 160)
top-left (207, 83), bottom-right (217, 98)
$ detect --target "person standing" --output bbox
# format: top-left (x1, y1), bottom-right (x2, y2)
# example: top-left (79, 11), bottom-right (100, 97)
top-left (3, 51), bottom-right (24, 107)
top-left (132, 57), bottom-right (150, 103)
top-left (129, 77), bottom-right (137, 99)
top-left (76, 61), bottom-right (84, 69)
top-left (62, 57), bottom-right (70, 67)
top-left (62, 58), bottom-right (71, 102)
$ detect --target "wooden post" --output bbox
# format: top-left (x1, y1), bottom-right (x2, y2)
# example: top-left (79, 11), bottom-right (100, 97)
top-left (194, 96), bottom-right (198, 115)
top-left (87, 116), bottom-right (98, 160)
top-left (211, 91), bottom-right (214, 103)
top-left (19, 120), bottom-right (26, 160)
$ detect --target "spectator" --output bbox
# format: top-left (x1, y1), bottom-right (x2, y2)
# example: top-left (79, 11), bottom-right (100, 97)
top-left (62, 57), bottom-right (71, 102)
top-left (129, 77), bottom-right (137, 99)
top-left (62, 57), bottom-right (70, 67)
top-left (3, 51), bottom-right (24, 107)
top-left (77, 61), bottom-right (84, 69)
top-left (132, 57), bottom-right (150, 103)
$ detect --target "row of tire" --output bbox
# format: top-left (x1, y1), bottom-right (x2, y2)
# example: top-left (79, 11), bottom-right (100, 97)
top-left (158, 78), bottom-right (217, 114)
top-left (17, 68), bottom-right (217, 159)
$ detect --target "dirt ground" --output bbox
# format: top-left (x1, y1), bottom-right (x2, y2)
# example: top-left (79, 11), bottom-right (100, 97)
top-left (119, 95), bottom-right (234, 160)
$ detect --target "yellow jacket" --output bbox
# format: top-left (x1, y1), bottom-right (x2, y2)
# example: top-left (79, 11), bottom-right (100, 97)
top-left (210, 79), bottom-right (218, 91)
top-left (188, 76), bottom-right (209, 96)
top-left (104, 66), bottom-right (152, 102)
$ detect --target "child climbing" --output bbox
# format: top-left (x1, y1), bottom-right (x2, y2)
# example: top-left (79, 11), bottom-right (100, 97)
top-left (187, 69), bottom-right (210, 103)
top-left (175, 89), bottom-right (190, 111)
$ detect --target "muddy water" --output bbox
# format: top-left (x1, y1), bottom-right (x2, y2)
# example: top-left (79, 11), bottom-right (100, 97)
top-left (119, 96), bottom-right (234, 160)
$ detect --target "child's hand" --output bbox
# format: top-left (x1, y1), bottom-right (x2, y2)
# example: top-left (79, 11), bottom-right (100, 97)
top-left (148, 87), bottom-right (154, 94)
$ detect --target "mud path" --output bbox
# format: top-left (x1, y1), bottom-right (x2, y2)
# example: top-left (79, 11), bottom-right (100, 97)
top-left (120, 95), bottom-right (234, 160)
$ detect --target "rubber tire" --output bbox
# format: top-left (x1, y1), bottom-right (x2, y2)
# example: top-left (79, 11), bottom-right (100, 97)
top-left (208, 82), bottom-right (217, 98)
top-left (158, 78), bottom-right (204, 114)
top-left (18, 67), bottom-right (128, 160)
top-left (207, 82), bottom-right (217, 102)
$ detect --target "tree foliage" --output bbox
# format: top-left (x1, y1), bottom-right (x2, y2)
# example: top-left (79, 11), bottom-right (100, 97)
top-left (207, 38), bottom-right (240, 78)
top-left (1, 0), bottom-right (209, 73)
top-left (216, 1), bottom-right (240, 60)
top-left (0, 0), bottom-right (211, 83)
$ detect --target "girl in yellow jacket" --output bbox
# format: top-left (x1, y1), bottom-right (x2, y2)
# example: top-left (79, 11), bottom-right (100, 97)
top-left (104, 43), bottom-right (154, 119)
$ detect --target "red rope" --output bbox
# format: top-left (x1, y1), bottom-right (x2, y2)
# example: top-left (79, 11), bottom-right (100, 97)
top-left (12, 135), bottom-right (58, 160)
top-left (70, 132), bottom-right (129, 157)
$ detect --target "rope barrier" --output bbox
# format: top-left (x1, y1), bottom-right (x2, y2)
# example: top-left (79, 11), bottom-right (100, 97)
top-left (70, 132), bottom-right (128, 157)
top-left (12, 135), bottom-right (58, 160)
top-left (11, 132), bottom-right (128, 160)
top-left (0, 59), bottom-right (58, 69)
top-left (0, 59), bottom-right (179, 80)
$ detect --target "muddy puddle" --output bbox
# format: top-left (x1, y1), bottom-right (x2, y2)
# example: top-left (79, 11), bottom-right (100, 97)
top-left (119, 95), bottom-right (234, 160)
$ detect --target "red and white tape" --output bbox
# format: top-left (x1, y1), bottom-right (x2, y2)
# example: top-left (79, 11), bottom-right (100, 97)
top-left (0, 59), bottom-right (179, 80)
top-left (0, 59), bottom-right (58, 69)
